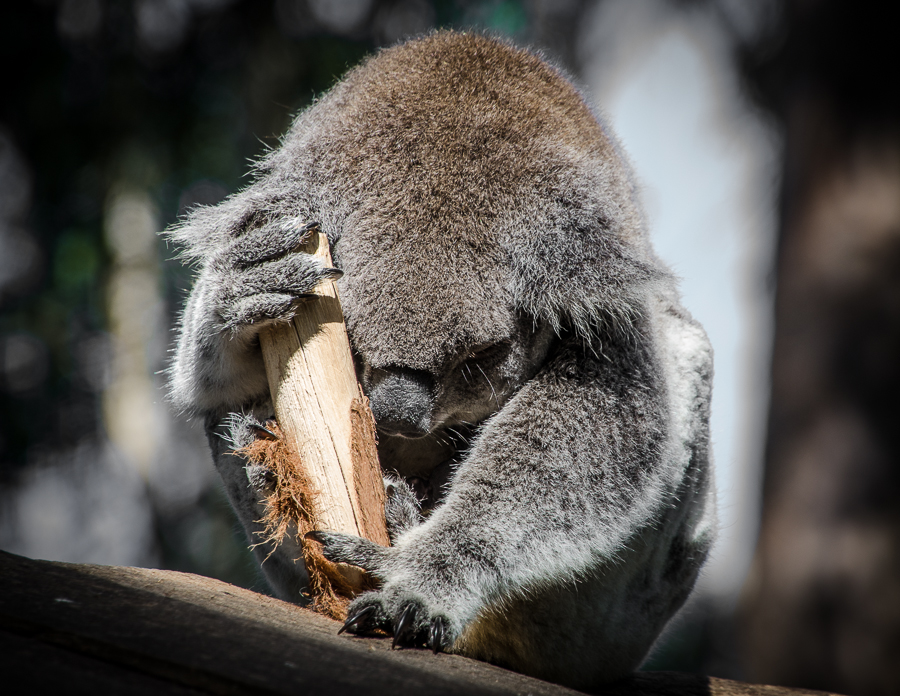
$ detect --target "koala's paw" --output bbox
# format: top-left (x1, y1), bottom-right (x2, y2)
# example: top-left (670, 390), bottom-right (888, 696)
top-left (222, 411), bottom-right (276, 449)
top-left (208, 221), bottom-right (342, 334)
top-left (219, 412), bottom-right (280, 491)
top-left (306, 530), bottom-right (389, 574)
top-left (307, 530), bottom-right (459, 653)
top-left (342, 592), bottom-right (458, 654)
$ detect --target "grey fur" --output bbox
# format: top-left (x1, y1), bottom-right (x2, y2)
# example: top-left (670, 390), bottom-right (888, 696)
top-left (383, 475), bottom-right (424, 543)
top-left (167, 32), bottom-right (716, 690)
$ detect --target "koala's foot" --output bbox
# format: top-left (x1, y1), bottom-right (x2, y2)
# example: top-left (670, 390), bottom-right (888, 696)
top-left (307, 530), bottom-right (459, 653)
top-left (221, 412), bottom-right (280, 491)
top-left (343, 593), bottom-right (454, 653)
top-left (222, 411), bottom-right (276, 448)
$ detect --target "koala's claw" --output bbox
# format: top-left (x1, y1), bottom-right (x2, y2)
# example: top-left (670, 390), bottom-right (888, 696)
top-left (392, 603), bottom-right (418, 649)
top-left (339, 605), bottom-right (376, 635)
top-left (341, 591), bottom-right (457, 655)
top-left (429, 616), bottom-right (445, 654)
top-left (250, 422), bottom-right (279, 439)
top-left (211, 237), bottom-right (343, 335)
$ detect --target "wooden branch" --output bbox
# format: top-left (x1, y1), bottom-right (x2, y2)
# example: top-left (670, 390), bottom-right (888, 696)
top-left (258, 228), bottom-right (388, 614)
top-left (10, 550), bottom-right (835, 696)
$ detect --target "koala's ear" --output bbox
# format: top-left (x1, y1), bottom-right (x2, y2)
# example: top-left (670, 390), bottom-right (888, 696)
top-left (166, 180), bottom-right (294, 265)
top-left (507, 216), bottom-right (668, 341)
top-left (165, 194), bottom-right (253, 265)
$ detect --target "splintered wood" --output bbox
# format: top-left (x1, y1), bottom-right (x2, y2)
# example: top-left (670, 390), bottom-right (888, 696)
top-left (254, 228), bottom-right (389, 620)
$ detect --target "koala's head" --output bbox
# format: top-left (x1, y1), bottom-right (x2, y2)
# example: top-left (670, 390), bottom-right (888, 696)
top-left (330, 174), bottom-right (556, 437)
top-left (229, 33), bottom-right (664, 437)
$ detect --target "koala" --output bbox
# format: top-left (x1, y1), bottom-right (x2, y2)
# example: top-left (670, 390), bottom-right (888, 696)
top-left (168, 32), bottom-right (716, 690)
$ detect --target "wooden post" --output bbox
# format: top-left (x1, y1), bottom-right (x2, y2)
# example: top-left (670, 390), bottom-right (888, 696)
top-left (257, 228), bottom-right (389, 608)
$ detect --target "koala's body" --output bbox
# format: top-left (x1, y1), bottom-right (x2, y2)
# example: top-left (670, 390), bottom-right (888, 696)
top-left (169, 32), bottom-right (716, 689)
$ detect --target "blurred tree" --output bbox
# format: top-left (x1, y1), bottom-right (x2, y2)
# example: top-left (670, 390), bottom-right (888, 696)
top-left (736, 2), bottom-right (900, 695)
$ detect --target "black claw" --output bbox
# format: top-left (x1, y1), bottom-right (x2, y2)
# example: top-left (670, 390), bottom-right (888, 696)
top-left (392, 604), bottom-right (417, 650)
top-left (429, 616), bottom-right (445, 654)
top-left (304, 530), bottom-right (327, 544)
top-left (339, 605), bottom-right (376, 635)
top-left (295, 221), bottom-right (321, 249)
top-left (250, 423), bottom-right (278, 439)
top-left (325, 267), bottom-right (344, 280)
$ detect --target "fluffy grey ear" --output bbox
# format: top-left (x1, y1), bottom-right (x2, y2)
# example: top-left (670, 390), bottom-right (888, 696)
top-left (165, 193), bottom-right (254, 264)
top-left (508, 214), bottom-right (669, 342)
top-left (165, 180), bottom-right (294, 264)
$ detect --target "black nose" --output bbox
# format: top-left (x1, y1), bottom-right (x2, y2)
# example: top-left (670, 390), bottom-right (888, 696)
top-left (365, 368), bottom-right (434, 438)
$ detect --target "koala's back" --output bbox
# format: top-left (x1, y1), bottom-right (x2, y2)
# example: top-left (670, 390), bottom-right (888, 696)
top-left (277, 31), bottom-right (639, 241)
top-left (286, 31), bottom-right (616, 190)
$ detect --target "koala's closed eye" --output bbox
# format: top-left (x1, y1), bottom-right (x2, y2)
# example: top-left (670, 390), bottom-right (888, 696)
top-left (458, 341), bottom-right (511, 365)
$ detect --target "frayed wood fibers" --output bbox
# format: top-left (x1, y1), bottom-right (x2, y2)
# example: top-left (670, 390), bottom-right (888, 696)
top-left (236, 422), bottom-right (360, 621)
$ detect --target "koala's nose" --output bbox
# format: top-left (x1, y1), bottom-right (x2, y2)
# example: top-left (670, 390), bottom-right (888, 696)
top-left (365, 368), bottom-right (434, 438)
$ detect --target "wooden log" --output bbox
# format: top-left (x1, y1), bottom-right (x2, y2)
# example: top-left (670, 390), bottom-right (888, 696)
top-left (257, 227), bottom-right (389, 614)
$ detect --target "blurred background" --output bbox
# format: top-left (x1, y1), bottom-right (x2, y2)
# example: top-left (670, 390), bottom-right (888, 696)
top-left (0, 1), bottom-right (897, 694)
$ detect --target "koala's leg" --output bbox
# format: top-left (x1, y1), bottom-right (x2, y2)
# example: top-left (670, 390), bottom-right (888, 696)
top-left (316, 319), bottom-right (714, 685)
top-left (170, 220), bottom-right (342, 416)
top-left (206, 407), bottom-right (308, 604)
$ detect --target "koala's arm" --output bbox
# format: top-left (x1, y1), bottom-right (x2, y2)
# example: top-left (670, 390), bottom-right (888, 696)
top-left (316, 326), bottom-right (678, 649)
top-left (169, 219), bottom-right (341, 416)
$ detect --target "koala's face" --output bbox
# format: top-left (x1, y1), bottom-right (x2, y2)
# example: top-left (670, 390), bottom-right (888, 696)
top-left (332, 227), bottom-right (553, 439)
top-left (357, 313), bottom-right (554, 438)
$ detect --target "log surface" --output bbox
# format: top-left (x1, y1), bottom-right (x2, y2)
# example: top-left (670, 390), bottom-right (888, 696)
top-left (0, 551), bottom-right (843, 696)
